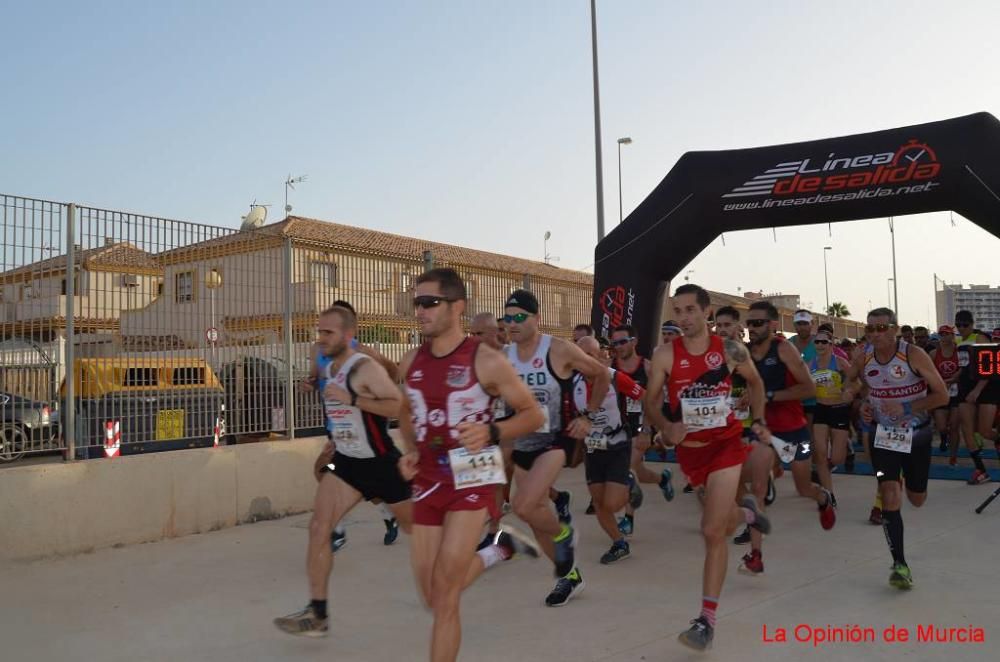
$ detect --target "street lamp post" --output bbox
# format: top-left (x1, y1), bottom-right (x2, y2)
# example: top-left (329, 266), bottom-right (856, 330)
top-left (889, 217), bottom-right (899, 312)
top-left (617, 137), bottom-right (632, 224)
top-left (590, 0), bottom-right (606, 242)
top-left (887, 278), bottom-right (894, 308)
top-left (823, 246), bottom-right (832, 313)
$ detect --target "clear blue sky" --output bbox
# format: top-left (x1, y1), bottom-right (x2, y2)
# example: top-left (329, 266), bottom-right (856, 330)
top-left (3, 1), bottom-right (999, 327)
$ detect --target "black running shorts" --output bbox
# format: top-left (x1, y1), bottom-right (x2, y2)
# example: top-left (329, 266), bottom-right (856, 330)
top-left (870, 427), bottom-right (933, 494)
top-left (325, 452), bottom-right (410, 504)
top-left (813, 403), bottom-right (851, 431)
top-left (584, 441), bottom-right (631, 485)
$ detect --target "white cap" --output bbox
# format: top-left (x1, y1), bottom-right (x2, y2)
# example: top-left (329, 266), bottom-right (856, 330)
top-left (793, 311), bottom-right (813, 324)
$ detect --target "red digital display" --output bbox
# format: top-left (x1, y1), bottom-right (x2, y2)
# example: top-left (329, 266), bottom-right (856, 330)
top-left (972, 344), bottom-right (1000, 381)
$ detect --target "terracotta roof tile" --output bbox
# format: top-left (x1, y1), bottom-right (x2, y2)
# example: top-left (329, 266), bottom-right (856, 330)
top-left (1, 242), bottom-right (160, 280)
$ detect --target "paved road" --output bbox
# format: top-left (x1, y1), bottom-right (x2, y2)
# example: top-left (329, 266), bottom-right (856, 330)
top-left (2, 466), bottom-right (997, 661)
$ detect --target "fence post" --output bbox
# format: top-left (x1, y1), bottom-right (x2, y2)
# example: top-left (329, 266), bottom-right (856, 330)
top-left (522, 274), bottom-right (530, 290)
top-left (64, 203), bottom-right (76, 460)
top-left (423, 250), bottom-right (433, 272)
top-left (283, 237), bottom-right (295, 439)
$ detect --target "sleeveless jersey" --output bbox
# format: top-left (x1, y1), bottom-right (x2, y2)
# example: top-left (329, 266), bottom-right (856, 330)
top-left (666, 335), bottom-right (742, 442)
top-left (321, 353), bottom-right (395, 459)
top-left (405, 337), bottom-right (495, 484)
top-left (507, 335), bottom-right (573, 452)
top-left (615, 356), bottom-right (648, 429)
top-left (862, 340), bottom-right (930, 429)
top-left (933, 345), bottom-right (960, 397)
top-left (754, 336), bottom-right (807, 433)
top-left (809, 354), bottom-right (845, 401)
top-left (572, 368), bottom-right (629, 447)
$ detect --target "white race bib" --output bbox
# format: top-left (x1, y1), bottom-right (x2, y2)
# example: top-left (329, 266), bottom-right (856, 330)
top-left (874, 425), bottom-right (913, 454)
top-left (585, 430), bottom-right (609, 452)
top-left (948, 382), bottom-right (958, 397)
top-left (681, 396), bottom-right (730, 430)
top-left (769, 435), bottom-right (798, 464)
top-left (326, 406), bottom-right (365, 455)
top-left (958, 352), bottom-right (970, 368)
top-left (626, 398), bottom-right (643, 414)
top-left (449, 446), bottom-right (506, 489)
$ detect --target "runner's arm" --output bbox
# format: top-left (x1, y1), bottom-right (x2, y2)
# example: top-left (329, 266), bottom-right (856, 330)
top-left (556, 338), bottom-right (610, 411)
top-left (395, 349), bottom-right (419, 453)
top-left (357, 341), bottom-right (399, 382)
top-left (908, 346), bottom-right (951, 413)
top-left (643, 344), bottom-right (672, 434)
top-left (775, 341), bottom-right (817, 401)
top-left (477, 346), bottom-right (544, 441)
top-left (349, 359), bottom-right (403, 418)
top-left (614, 369), bottom-right (645, 401)
top-left (835, 354), bottom-right (860, 401)
top-left (300, 344), bottom-right (320, 392)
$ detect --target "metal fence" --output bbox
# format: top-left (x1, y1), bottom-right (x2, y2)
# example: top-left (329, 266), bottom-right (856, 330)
top-left (1, 193), bottom-right (595, 463)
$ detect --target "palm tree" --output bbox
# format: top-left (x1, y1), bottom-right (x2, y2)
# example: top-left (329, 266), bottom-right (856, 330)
top-left (826, 302), bottom-right (850, 318)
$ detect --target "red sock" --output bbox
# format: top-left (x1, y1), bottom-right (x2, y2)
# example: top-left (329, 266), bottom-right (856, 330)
top-left (701, 596), bottom-right (718, 628)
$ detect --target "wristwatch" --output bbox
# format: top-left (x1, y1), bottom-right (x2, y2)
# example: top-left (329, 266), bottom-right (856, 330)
top-left (580, 409), bottom-right (597, 422)
top-left (766, 390), bottom-right (775, 402)
top-left (751, 418), bottom-right (767, 429)
top-left (488, 422), bottom-right (501, 443)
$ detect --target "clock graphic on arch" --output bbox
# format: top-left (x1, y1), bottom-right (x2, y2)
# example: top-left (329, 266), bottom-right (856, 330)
top-left (892, 139), bottom-right (938, 167)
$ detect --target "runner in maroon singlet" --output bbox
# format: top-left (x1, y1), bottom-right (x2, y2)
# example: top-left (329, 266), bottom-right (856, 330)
top-left (397, 269), bottom-right (543, 662)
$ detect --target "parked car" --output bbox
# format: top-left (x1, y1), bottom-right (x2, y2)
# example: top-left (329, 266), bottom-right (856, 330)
top-left (0, 391), bottom-right (60, 463)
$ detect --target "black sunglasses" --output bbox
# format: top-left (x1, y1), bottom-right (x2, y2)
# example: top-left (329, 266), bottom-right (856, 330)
top-left (611, 337), bottom-right (635, 347)
top-left (503, 312), bottom-right (532, 324)
top-left (814, 339), bottom-right (831, 345)
top-left (865, 323), bottom-right (893, 333)
top-left (413, 295), bottom-right (455, 309)
top-left (746, 319), bottom-right (770, 327)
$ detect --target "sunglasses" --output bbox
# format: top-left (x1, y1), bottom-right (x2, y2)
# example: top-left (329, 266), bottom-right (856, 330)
top-left (814, 339), bottom-right (831, 345)
top-left (413, 295), bottom-right (455, 309)
top-left (503, 312), bottom-right (532, 324)
top-left (611, 337), bottom-right (634, 347)
top-left (865, 323), bottom-right (893, 333)
top-left (746, 319), bottom-right (770, 327)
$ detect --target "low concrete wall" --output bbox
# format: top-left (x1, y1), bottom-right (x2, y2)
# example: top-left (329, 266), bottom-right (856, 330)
top-left (0, 436), bottom-right (327, 562)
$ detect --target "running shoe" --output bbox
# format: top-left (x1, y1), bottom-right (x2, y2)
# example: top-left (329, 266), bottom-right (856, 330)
top-left (627, 472), bottom-right (644, 509)
top-left (740, 495), bottom-right (772, 535)
top-left (495, 525), bottom-right (540, 559)
top-left (659, 467), bottom-right (675, 502)
top-left (585, 500), bottom-right (596, 515)
top-left (869, 506), bottom-right (883, 525)
top-left (330, 528), bottom-right (347, 553)
top-left (818, 488), bottom-right (837, 530)
top-left (678, 616), bottom-right (714, 651)
top-left (968, 469), bottom-right (991, 485)
top-left (554, 490), bottom-right (573, 525)
top-left (683, 483), bottom-right (694, 494)
top-left (599, 540), bottom-right (631, 565)
top-left (764, 475), bottom-right (776, 505)
top-left (544, 568), bottom-right (584, 607)
top-left (477, 530), bottom-right (495, 552)
top-left (732, 526), bottom-right (751, 545)
top-left (738, 549), bottom-right (764, 576)
top-left (889, 562), bottom-right (914, 590)
top-left (383, 518), bottom-right (399, 545)
top-left (273, 606), bottom-right (329, 638)
top-left (617, 515), bottom-right (634, 537)
top-left (552, 525), bottom-right (578, 578)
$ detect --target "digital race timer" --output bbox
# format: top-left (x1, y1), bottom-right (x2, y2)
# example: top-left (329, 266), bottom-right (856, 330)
top-left (972, 344), bottom-right (1000, 381)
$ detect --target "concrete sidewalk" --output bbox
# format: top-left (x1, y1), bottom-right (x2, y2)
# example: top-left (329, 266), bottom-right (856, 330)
top-left (1, 466), bottom-right (997, 662)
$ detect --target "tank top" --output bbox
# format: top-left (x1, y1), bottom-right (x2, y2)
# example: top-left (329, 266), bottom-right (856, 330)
top-left (809, 354), bottom-right (844, 401)
top-left (666, 335), bottom-right (742, 442)
top-left (933, 345), bottom-right (960, 397)
top-left (862, 340), bottom-right (930, 429)
top-left (321, 352), bottom-right (395, 459)
top-left (405, 337), bottom-right (495, 484)
top-left (572, 368), bottom-right (629, 448)
top-left (506, 335), bottom-right (573, 452)
top-left (754, 336), bottom-right (807, 433)
top-left (615, 356), bottom-right (648, 426)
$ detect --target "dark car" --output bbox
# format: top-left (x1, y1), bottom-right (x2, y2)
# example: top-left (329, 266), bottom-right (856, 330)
top-left (1, 392), bottom-right (61, 463)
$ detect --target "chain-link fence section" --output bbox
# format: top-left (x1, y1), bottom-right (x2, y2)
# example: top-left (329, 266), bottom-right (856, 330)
top-left (1, 195), bottom-right (594, 463)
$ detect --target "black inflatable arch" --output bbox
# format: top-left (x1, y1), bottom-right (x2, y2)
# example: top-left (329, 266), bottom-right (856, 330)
top-left (592, 112), bottom-right (1000, 357)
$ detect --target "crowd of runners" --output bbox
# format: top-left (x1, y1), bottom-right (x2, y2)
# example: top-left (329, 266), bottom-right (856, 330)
top-left (271, 270), bottom-right (1000, 658)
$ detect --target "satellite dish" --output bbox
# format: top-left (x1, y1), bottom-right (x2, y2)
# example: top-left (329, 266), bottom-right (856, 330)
top-left (240, 201), bottom-right (270, 231)
top-left (544, 231), bottom-right (551, 240)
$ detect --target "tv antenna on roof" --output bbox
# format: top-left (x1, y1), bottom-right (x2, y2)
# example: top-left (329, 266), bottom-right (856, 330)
top-left (240, 199), bottom-right (270, 231)
top-left (284, 174), bottom-right (308, 217)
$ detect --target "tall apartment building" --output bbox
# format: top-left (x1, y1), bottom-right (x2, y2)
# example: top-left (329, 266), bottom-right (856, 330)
top-left (936, 283), bottom-right (1000, 331)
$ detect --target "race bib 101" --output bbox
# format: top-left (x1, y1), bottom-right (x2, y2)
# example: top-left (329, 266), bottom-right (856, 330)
top-left (874, 425), bottom-right (913, 454)
top-left (449, 446), bottom-right (506, 489)
top-left (681, 396), bottom-right (730, 430)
